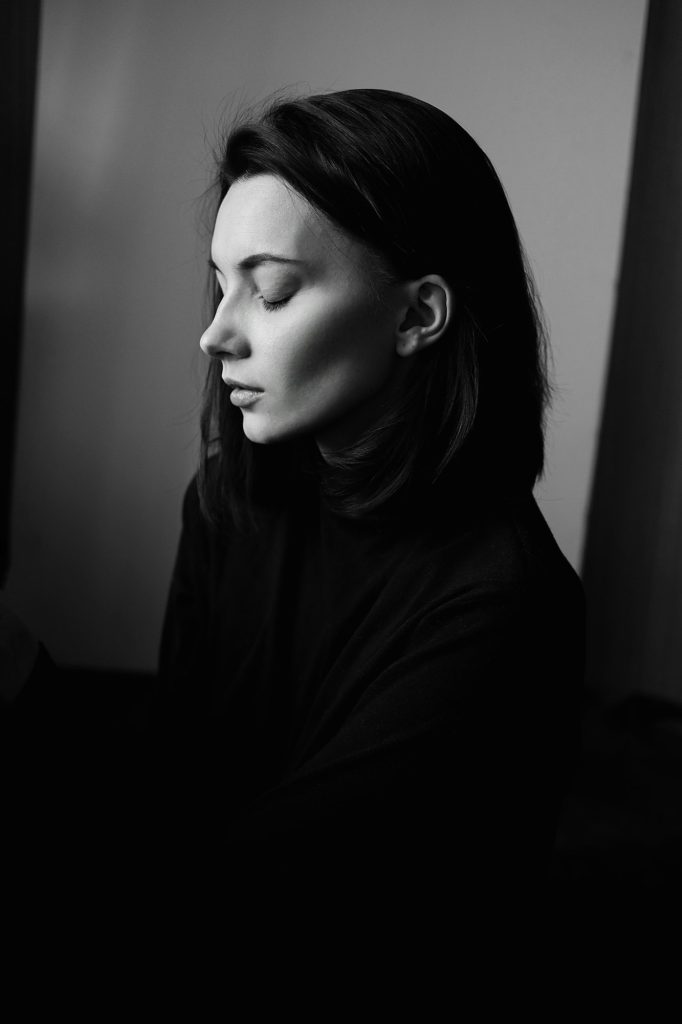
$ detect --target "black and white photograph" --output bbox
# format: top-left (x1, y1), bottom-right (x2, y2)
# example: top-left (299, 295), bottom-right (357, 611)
top-left (4, 0), bottom-right (680, 984)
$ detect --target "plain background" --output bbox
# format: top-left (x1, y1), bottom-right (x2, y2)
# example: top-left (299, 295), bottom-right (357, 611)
top-left (7, 0), bottom-right (648, 671)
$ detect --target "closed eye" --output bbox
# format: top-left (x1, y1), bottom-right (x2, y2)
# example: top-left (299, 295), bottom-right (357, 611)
top-left (261, 295), bottom-right (292, 312)
top-left (208, 256), bottom-right (296, 312)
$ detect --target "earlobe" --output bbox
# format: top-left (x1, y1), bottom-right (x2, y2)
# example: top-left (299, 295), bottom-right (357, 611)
top-left (395, 275), bottom-right (454, 357)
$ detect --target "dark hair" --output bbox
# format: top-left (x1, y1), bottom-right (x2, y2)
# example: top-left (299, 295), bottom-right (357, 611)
top-left (199, 88), bottom-right (550, 530)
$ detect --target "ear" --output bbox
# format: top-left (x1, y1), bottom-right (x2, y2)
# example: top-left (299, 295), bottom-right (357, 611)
top-left (395, 275), bottom-right (454, 357)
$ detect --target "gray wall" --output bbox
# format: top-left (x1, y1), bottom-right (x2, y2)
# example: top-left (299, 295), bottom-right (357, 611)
top-left (7, 0), bottom-right (648, 671)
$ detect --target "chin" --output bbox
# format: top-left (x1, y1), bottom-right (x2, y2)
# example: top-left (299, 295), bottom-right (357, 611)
top-left (242, 415), bottom-right (289, 445)
top-left (242, 422), bottom-right (273, 444)
top-left (242, 413), bottom-right (318, 447)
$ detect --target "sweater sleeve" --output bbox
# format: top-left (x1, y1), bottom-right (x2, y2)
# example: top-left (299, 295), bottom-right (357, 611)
top-left (217, 579), bottom-right (584, 927)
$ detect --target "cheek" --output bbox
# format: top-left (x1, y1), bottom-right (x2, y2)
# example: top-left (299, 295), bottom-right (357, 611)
top-left (274, 301), bottom-right (391, 394)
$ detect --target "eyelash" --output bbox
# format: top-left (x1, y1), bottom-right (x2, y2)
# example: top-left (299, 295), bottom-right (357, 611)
top-left (260, 295), bottom-right (291, 312)
top-left (213, 273), bottom-right (291, 312)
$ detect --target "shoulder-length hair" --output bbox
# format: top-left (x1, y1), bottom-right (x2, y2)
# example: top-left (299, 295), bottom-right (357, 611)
top-left (199, 88), bottom-right (550, 531)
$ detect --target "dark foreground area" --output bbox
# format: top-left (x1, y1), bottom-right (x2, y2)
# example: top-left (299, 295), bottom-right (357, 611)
top-left (550, 691), bottom-right (682, 912)
top-left (7, 669), bottom-right (682, 929)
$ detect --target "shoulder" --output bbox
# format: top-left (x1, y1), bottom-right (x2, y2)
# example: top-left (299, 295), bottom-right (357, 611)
top-left (433, 495), bottom-right (585, 669)
top-left (464, 493), bottom-right (579, 591)
top-left (400, 495), bottom-right (585, 712)
top-left (450, 491), bottom-right (574, 575)
top-left (399, 490), bottom-right (583, 625)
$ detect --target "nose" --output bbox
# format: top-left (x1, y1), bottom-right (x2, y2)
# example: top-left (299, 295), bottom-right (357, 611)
top-left (199, 300), bottom-right (250, 359)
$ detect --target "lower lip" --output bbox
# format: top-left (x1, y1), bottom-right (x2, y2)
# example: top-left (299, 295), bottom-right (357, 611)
top-left (229, 387), bottom-right (263, 407)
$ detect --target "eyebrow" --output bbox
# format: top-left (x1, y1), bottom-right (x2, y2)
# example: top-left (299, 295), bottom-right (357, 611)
top-left (209, 253), bottom-right (305, 273)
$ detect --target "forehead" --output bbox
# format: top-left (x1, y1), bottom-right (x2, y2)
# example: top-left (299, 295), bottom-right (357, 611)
top-left (212, 173), bottom-right (358, 268)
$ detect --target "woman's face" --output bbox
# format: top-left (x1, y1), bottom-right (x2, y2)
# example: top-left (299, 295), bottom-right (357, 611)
top-left (200, 174), bottom-right (408, 452)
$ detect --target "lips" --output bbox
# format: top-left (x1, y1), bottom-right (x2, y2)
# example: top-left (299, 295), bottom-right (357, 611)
top-left (223, 376), bottom-right (263, 392)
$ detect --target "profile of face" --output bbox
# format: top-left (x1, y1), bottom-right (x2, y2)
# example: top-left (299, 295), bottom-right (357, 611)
top-left (200, 174), bottom-right (451, 453)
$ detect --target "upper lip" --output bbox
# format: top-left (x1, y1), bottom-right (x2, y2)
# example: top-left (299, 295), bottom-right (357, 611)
top-left (223, 376), bottom-right (263, 391)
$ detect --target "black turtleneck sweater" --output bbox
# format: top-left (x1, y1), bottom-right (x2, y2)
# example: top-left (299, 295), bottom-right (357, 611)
top-left (6, 467), bottom-right (584, 941)
top-left (151, 470), bottom-right (585, 928)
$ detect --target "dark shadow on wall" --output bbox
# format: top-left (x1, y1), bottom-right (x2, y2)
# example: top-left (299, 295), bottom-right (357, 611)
top-left (582, 0), bottom-right (682, 710)
top-left (3, 0), bottom-right (41, 584)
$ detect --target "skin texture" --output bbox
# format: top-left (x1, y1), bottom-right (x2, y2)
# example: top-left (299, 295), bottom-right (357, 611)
top-left (200, 174), bottom-right (434, 454)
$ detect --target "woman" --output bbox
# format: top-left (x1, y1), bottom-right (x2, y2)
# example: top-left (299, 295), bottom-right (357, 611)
top-left (152, 88), bottom-right (585, 933)
top-left (5, 88), bottom-right (584, 941)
